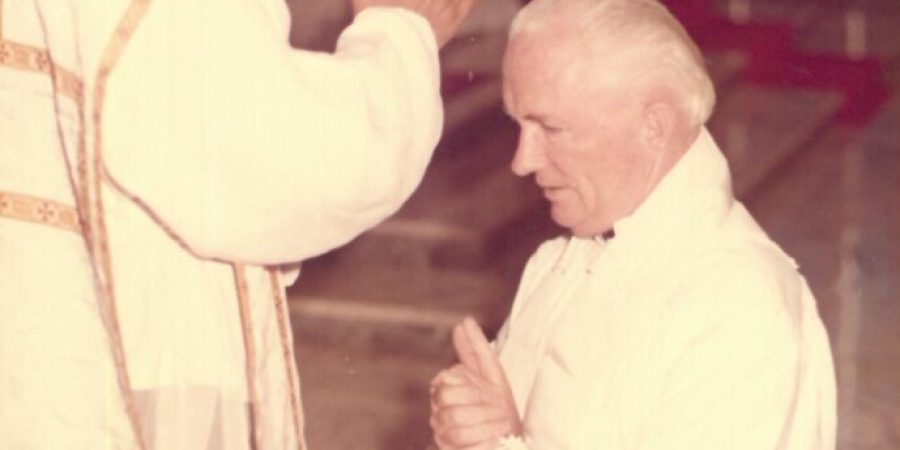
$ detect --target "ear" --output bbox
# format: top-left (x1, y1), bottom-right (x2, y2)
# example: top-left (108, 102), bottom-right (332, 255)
top-left (640, 101), bottom-right (677, 152)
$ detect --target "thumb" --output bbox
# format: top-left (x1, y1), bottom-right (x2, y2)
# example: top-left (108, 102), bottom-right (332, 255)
top-left (460, 316), bottom-right (507, 387)
top-left (452, 319), bottom-right (480, 374)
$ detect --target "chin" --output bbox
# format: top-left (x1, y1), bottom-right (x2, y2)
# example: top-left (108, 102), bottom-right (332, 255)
top-left (568, 228), bottom-right (595, 238)
top-left (551, 206), bottom-right (610, 237)
top-left (552, 216), bottom-right (592, 237)
top-left (563, 218), bottom-right (612, 238)
top-left (550, 211), bottom-right (576, 232)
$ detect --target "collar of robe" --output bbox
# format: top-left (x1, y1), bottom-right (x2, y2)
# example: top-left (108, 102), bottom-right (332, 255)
top-left (601, 127), bottom-right (734, 252)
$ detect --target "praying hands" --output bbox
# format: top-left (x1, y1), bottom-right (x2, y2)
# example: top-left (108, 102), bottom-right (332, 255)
top-left (429, 318), bottom-right (523, 450)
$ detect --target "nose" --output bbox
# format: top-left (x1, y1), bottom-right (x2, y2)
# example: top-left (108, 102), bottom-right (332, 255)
top-left (510, 127), bottom-right (546, 177)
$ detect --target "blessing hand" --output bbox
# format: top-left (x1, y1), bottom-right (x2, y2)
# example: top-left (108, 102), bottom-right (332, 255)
top-left (350, 0), bottom-right (482, 48)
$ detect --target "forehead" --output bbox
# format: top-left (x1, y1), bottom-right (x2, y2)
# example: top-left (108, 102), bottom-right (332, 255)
top-left (502, 35), bottom-right (583, 104)
top-left (503, 47), bottom-right (641, 136)
top-left (503, 25), bottom-right (579, 74)
top-left (503, 29), bottom-right (639, 100)
top-left (503, 43), bottom-right (632, 125)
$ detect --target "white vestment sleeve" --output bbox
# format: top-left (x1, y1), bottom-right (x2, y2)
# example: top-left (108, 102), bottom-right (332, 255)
top-left (103, 0), bottom-right (442, 264)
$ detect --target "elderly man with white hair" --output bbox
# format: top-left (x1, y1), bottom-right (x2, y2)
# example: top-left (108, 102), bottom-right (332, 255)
top-left (428, 0), bottom-right (837, 449)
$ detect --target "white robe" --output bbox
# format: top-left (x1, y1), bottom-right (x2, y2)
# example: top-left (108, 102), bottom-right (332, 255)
top-left (496, 129), bottom-right (836, 449)
top-left (0, 0), bottom-right (441, 448)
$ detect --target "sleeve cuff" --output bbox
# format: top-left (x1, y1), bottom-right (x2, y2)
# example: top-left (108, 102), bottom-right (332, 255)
top-left (346, 6), bottom-right (438, 55)
top-left (496, 435), bottom-right (531, 450)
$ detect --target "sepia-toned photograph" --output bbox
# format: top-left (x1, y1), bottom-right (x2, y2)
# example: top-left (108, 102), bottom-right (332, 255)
top-left (2, 0), bottom-right (898, 449)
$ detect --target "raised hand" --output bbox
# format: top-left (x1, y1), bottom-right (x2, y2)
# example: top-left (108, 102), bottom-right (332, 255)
top-left (350, 0), bottom-right (483, 48)
top-left (430, 317), bottom-right (522, 449)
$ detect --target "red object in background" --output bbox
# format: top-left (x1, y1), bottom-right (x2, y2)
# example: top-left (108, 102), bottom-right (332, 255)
top-left (744, 50), bottom-right (888, 124)
top-left (660, 0), bottom-right (889, 124)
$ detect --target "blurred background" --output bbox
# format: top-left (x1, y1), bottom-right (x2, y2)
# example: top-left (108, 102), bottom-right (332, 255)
top-left (282, 0), bottom-right (900, 448)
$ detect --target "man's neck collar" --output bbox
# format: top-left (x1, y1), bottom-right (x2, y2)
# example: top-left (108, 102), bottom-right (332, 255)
top-left (601, 127), bottom-right (733, 244)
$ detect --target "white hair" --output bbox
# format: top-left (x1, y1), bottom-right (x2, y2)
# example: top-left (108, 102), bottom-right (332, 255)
top-left (509, 0), bottom-right (716, 126)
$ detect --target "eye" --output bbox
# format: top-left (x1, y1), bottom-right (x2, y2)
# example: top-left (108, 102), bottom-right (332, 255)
top-left (540, 122), bottom-right (563, 135)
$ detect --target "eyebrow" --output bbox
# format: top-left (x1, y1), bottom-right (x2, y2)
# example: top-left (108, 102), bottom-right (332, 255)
top-left (502, 108), bottom-right (560, 128)
top-left (524, 113), bottom-right (560, 126)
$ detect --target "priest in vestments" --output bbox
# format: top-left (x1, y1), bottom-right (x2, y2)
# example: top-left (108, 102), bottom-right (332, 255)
top-left (0, 0), bottom-right (477, 448)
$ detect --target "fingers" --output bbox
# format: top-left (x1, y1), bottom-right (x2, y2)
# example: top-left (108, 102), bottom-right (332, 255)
top-left (430, 364), bottom-right (494, 414)
top-left (457, 443), bottom-right (497, 450)
top-left (435, 437), bottom-right (497, 450)
top-left (460, 317), bottom-right (507, 387)
top-left (452, 317), bottom-right (510, 389)
top-left (354, 0), bottom-right (483, 48)
top-left (452, 320), bottom-right (480, 374)
top-left (437, 442), bottom-right (496, 450)
top-left (433, 418), bottom-right (515, 449)
top-left (429, 363), bottom-right (515, 448)
top-left (452, 317), bottom-right (493, 376)
top-left (433, 319), bottom-right (522, 449)
top-left (431, 364), bottom-right (471, 388)
top-left (432, 402), bottom-right (511, 428)
top-left (441, 0), bottom-right (483, 47)
top-left (432, 381), bottom-right (486, 408)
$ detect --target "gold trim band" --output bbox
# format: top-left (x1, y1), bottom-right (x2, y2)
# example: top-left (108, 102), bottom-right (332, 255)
top-left (88, 1), bottom-right (154, 448)
top-left (0, 191), bottom-right (81, 233)
top-left (0, 40), bottom-right (83, 103)
top-left (234, 264), bottom-right (262, 449)
top-left (0, 39), bottom-right (50, 72)
top-left (269, 269), bottom-right (306, 449)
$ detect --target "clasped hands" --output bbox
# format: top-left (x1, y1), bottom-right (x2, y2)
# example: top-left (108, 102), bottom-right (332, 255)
top-left (430, 317), bottom-right (523, 450)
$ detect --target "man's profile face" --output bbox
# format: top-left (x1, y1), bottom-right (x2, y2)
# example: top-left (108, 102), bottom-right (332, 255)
top-left (502, 33), bottom-right (656, 237)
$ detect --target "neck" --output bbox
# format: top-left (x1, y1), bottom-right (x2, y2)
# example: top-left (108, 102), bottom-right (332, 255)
top-left (655, 122), bottom-right (701, 183)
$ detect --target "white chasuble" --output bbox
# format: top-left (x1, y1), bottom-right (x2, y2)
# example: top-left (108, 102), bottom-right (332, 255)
top-left (1, 1), bottom-right (442, 448)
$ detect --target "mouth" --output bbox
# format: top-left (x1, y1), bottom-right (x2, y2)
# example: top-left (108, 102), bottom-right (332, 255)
top-left (541, 186), bottom-right (567, 201)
